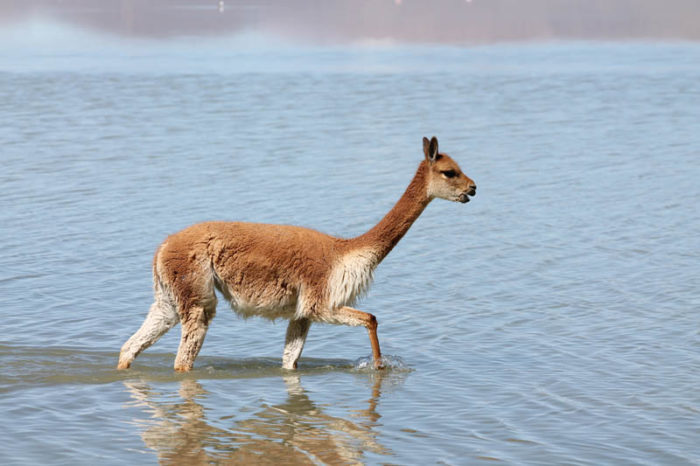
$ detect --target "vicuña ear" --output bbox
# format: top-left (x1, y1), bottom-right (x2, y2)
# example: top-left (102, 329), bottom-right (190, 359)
top-left (423, 136), bottom-right (439, 163)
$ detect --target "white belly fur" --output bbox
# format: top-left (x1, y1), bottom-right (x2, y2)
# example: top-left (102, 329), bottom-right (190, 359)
top-left (226, 291), bottom-right (297, 320)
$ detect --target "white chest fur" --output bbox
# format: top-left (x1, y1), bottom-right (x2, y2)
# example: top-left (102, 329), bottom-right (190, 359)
top-left (326, 248), bottom-right (378, 309)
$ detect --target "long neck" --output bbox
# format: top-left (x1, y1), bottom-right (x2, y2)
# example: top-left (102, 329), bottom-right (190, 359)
top-left (350, 161), bottom-right (432, 263)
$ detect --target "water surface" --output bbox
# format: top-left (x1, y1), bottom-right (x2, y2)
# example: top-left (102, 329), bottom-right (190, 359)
top-left (1, 22), bottom-right (700, 465)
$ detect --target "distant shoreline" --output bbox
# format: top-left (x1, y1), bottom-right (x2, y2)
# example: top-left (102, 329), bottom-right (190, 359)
top-left (2, 0), bottom-right (699, 43)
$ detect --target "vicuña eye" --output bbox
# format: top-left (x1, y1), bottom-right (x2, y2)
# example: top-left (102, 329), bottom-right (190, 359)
top-left (441, 170), bottom-right (457, 178)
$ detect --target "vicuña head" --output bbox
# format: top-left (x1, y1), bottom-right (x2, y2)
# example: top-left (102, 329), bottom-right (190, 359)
top-left (422, 136), bottom-right (477, 203)
top-left (117, 136), bottom-right (476, 372)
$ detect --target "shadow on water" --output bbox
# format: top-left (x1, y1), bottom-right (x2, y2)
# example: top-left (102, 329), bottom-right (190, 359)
top-left (124, 372), bottom-right (401, 464)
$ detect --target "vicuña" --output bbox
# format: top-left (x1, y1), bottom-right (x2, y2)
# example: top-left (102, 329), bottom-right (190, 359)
top-left (118, 136), bottom-right (476, 371)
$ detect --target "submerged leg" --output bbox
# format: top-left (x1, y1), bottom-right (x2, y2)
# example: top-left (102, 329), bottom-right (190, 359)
top-left (173, 304), bottom-right (216, 372)
top-left (118, 302), bottom-right (179, 369)
top-left (333, 306), bottom-right (383, 369)
top-left (282, 318), bottom-right (311, 370)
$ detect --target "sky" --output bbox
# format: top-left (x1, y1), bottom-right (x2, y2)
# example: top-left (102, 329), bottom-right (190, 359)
top-left (1, 0), bottom-right (699, 44)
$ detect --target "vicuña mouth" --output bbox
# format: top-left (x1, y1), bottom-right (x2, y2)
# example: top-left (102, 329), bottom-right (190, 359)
top-left (458, 193), bottom-right (471, 203)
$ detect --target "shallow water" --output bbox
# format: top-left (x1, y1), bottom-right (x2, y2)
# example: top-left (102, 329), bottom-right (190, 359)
top-left (2, 21), bottom-right (700, 465)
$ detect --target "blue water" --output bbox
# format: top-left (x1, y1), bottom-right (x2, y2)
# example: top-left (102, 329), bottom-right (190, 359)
top-left (1, 20), bottom-right (700, 465)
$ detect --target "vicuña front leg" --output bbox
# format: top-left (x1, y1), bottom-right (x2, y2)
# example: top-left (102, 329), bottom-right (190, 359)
top-left (334, 306), bottom-right (384, 369)
top-left (282, 318), bottom-right (311, 370)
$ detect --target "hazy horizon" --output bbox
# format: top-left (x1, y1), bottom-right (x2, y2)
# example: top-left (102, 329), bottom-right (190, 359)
top-left (2, 0), bottom-right (699, 44)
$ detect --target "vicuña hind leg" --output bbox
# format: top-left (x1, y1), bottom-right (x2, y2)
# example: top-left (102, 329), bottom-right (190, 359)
top-left (333, 306), bottom-right (383, 369)
top-left (282, 318), bottom-right (311, 370)
top-left (174, 304), bottom-right (216, 372)
top-left (118, 301), bottom-right (179, 370)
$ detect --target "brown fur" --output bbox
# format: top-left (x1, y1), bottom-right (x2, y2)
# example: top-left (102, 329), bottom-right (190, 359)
top-left (117, 137), bottom-right (476, 371)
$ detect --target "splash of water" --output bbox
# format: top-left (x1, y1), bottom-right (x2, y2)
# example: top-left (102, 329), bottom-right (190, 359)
top-left (353, 354), bottom-right (411, 372)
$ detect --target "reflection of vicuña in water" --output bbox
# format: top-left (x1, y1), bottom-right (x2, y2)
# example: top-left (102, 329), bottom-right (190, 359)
top-left (125, 374), bottom-right (391, 463)
top-left (118, 137), bottom-right (476, 371)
